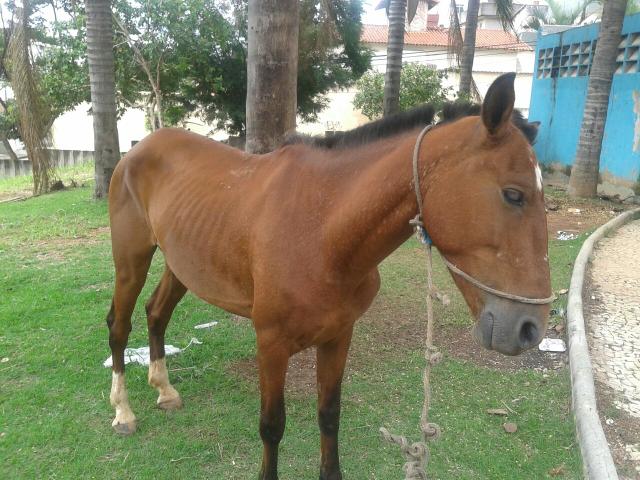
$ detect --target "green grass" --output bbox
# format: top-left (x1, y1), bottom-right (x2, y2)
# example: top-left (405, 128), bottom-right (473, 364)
top-left (0, 162), bottom-right (93, 197)
top-left (0, 186), bottom-right (585, 479)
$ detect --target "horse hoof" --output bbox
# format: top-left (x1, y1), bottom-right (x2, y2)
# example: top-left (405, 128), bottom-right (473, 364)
top-left (112, 421), bottom-right (136, 435)
top-left (157, 396), bottom-right (183, 411)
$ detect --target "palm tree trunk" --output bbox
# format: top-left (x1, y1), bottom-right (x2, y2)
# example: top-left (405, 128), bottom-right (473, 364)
top-left (86, 0), bottom-right (120, 199)
top-left (245, 0), bottom-right (299, 154)
top-left (383, 0), bottom-right (407, 116)
top-left (568, 0), bottom-right (627, 198)
top-left (459, 0), bottom-right (480, 96)
top-left (7, 3), bottom-right (53, 196)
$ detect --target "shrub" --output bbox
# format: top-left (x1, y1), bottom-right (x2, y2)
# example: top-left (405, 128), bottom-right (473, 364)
top-left (353, 64), bottom-right (453, 119)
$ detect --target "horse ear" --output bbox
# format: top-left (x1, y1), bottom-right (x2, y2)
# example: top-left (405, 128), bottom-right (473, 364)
top-left (481, 73), bottom-right (516, 136)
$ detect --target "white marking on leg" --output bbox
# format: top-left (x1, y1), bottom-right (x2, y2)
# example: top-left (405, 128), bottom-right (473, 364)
top-left (148, 358), bottom-right (181, 407)
top-left (110, 371), bottom-right (136, 428)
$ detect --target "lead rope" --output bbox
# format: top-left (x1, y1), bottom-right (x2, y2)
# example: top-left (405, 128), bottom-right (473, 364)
top-left (379, 235), bottom-right (442, 479)
top-left (380, 125), bottom-right (441, 479)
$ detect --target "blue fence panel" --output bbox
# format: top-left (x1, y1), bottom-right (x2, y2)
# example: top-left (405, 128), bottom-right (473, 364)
top-left (529, 13), bottom-right (640, 186)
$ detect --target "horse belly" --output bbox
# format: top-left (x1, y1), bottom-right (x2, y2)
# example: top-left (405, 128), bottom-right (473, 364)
top-left (156, 225), bottom-right (255, 318)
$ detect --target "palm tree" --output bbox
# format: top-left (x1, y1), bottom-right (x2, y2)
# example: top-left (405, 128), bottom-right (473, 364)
top-left (568, 0), bottom-right (627, 198)
top-left (86, 0), bottom-right (120, 199)
top-left (377, 0), bottom-right (436, 116)
top-left (524, 0), bottom-right (602, 29)
top-left (382, 0), bottom-right (406, 116)
top-left (6, 2), bottom-right (54, 196)
top-left (245, 0), bottom-right (299, 153)
top-left (458, 0), bottom-right (514, 96)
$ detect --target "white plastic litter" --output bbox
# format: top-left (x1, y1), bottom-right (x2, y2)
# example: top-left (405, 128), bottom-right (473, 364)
top-left (538, 338), bottom-right (566, 353)
top-left (194, 321), bottom-right (218, 329)
top-left (557, 230), bottom-right (578, 241)
top-left (185, 337), bottom-right (202, 347)
top-left (103, 345), bottom-right (182, 368)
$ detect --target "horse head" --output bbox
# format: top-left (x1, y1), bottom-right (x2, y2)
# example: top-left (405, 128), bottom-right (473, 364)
top-left (424, 73), bottom-right (551, 355)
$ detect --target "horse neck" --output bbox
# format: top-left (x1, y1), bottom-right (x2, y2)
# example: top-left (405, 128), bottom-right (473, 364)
top-left (323, 130), bottom-right (425, 275)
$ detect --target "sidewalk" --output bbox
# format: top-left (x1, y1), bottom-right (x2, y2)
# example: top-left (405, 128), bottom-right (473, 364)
top-left (585, 219), bottom-right (640, 479)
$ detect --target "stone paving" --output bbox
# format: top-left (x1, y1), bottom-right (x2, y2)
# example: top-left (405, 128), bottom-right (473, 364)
top-left (585, 219), bottom-right (640, 476)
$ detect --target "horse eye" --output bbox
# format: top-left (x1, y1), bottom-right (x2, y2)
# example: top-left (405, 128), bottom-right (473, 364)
top-left (503, 188), bottom-right (524, 206)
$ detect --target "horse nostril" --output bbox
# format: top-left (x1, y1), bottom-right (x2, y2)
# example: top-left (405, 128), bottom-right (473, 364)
top-left (519, 321), bottom-right (539, 348)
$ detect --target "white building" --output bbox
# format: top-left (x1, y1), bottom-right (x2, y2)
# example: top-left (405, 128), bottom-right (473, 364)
top-left (298, 23), bottom-right (535, 136)
top-left (50, 103), bottom-right (148, 152)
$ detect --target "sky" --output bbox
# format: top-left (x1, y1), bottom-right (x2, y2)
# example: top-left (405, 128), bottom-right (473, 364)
top-left (361, 0), bottom-right (599, 26)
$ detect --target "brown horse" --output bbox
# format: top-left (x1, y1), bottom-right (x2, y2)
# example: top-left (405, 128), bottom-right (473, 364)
top-left (105, 73), bottom-right (551, 479)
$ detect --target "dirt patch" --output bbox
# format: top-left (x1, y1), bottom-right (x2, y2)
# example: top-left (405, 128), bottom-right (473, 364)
top-left (32, 226), bottom-right (110, 250)
top-left (230, 348), bottom-right (317, 397)
top-left (229, 294), bottom-right (568, 397)
top-left (0, 191), bottom-right (31, 203)
top-left (354, 296), bottom-right (567, 374)
top-left (544, 184), bottom-right (629, 238)
top-left (435, 326), bottom-right (566, 372)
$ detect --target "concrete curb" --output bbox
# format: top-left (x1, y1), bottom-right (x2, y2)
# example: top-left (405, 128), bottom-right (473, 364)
top-left (566, 207), bottom-right (640, 480)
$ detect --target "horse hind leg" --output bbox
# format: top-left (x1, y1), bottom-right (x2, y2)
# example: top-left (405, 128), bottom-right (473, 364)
top-left (107, 182), bottom-right (157, 435)
top-left (107, 244), bottom-right (155, 435)
top-left (145, 264), bottom-right (187, 410)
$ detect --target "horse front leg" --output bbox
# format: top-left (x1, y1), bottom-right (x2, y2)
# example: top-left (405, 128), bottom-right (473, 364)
top-left (316, 327), bottom-right (354, 480)
top-left (256, 336), bottom-right (290, 480)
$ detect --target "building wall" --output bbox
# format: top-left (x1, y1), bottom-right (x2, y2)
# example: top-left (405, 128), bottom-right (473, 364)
top-left (529, 14), bottom-right (640, 187)
top-left (50, 103), bottom-right (148, 152)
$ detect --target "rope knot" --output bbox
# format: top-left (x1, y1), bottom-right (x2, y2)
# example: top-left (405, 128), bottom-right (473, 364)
top-left (409, 215), bottom-right (424, 229)
top-left (421, 421), bottom-right (441, 440)
top-left (423, 345), bottom-right (441, 365)
top-left (380, 427), bottom-right (430, 480)
top-left (409, 215), bottom-right (432, 245)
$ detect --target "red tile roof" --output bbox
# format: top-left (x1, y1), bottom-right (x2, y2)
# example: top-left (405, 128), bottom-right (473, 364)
top-left (361, 25), bottom-right (532, 51)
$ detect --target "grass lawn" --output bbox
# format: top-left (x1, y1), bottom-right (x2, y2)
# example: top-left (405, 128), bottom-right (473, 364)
top-left (0, 163), bottom-right (93, 200)
top-left (0, 184), bottom-right (585, 479)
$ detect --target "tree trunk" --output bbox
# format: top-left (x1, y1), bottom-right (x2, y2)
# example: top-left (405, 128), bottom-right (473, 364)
top-left (383, 0), bottom-right (407, 116)
top-left (7, 3), bottom-right (53, 196)
top-left (2, 137), bottom-right (19, 164)
top-left (459, 0), bottom-right (480, 96)
top-left (154, 88), bottom-right (164, 129)
top-left (568, 0), bottom-right (627, 198)
top-left (86, 0), bottom-right (120, 199)
top-left (245, 0), bottom-right (299, 154)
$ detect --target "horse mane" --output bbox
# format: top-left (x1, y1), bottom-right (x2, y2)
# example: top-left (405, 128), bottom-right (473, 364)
top-left (284, 101), bottom-right (538, 149)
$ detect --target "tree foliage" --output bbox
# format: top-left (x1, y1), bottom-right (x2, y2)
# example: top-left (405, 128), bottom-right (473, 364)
top-left (111, 0), bottom-right (371, 135)
top-left (523, 0), bottom-right (613, 29)
top-left (353, 64), bottom-right (452, 119)
top-left (2, 0), bottom-right (370, 141)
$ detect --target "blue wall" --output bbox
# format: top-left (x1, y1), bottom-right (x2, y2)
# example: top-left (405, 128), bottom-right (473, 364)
top-left (529, 14), bottom-right (640, 186)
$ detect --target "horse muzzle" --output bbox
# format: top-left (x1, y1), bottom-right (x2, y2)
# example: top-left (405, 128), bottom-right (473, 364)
top-left (473, 299), bottom-right (547, 356)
